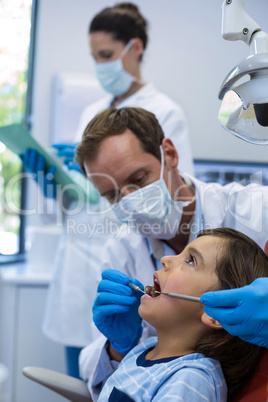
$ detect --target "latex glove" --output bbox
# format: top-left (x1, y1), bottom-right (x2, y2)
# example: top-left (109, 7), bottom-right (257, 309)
top-left (52, 143), bottom-right (81, 172)
top-left (93, 269), bottom-right (143, 354)
top-left (20, 148), bottom-right (56, 198)
top-left (201, 278), bottom-right (268, 347)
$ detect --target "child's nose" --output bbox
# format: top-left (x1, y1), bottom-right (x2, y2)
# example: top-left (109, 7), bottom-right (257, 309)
top-left (161, 256), bottom-right (173, 271)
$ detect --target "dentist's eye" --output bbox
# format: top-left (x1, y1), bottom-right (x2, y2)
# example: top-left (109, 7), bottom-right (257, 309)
top-left (105, 190), bottom-right (121, 204)
top-left (185, 255), bottom-right (195, 266)
top-left (99, 51), bottom-right (113, 60)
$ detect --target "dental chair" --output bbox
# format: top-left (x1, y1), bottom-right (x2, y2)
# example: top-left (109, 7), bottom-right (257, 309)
top-left (22, 366), bottom-right (93, 402)
top-left (231, 349), bottom-right (268, 402)
top-left (23, 349), bottom-right (268, 401)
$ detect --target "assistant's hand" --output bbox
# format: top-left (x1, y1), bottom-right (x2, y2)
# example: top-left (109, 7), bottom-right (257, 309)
top-left (93, 269), bottom-right (143, 354)
top-left (201, 278), bottom-right (268, 347)
top-left (20, 148), bottom-right (56, 198)
top-left (52, 143), bottom-right (81, 172)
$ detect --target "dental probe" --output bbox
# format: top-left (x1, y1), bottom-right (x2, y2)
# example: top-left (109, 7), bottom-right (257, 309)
top-left (128, 282), bottom-right (146, 294)
top-left (154, 291), bottom-right (201, 303)
top-left (129, 282), bottom-right (201, 303)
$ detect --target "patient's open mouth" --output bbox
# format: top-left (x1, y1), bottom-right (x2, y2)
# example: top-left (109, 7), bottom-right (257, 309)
top-left (145, 276), bottom-right (161, 298)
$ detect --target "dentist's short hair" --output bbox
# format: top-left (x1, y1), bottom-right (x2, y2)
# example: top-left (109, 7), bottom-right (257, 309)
top-left (75, 107), bottom-right (164, 175)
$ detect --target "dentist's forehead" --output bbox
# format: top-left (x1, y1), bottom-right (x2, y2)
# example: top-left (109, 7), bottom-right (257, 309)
top-left (84, 130), bottom-right (160, 188)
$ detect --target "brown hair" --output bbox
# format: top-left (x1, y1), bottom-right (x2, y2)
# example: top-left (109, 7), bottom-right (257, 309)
top-left (75, 107), bottom-right (164, 175)
top-left (89, 3), bottom-right (148, 60)
top-left (195, 228), bottom-right (268, 398)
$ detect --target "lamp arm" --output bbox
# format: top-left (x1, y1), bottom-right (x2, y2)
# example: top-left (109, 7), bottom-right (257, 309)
top-left (222, 0), bottom-right (261, 46)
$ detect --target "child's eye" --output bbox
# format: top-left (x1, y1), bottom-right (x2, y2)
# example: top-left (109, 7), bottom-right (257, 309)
top-left (185, 255), bottom-right (195, 266)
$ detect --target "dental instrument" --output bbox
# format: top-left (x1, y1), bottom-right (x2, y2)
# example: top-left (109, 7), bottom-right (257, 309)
top-left (153, 291), bottom-right (201, 303)
top-left (145, 285), bottom-right (201, 303)
top-left (128, 282), bottom-right (201, 303)
top-left (128, 282), bottom-right (146, 294)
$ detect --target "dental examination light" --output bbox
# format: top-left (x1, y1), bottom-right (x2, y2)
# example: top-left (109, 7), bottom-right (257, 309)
top-left (218, 0), bottom-right (268, 144)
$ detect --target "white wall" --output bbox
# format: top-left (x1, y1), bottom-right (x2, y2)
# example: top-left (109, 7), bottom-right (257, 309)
top-left (31, 0), bottom-right (268, 163)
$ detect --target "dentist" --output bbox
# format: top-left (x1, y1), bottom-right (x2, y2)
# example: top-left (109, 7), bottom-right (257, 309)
top-left (75, 107), bottom-right (268, 399)
top-left (22, 2), bottom-right (193, 378)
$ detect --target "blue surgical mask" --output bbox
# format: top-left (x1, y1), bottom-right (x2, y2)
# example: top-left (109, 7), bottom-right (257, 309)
top-left (94, 39), bottom-right (137, 96)
top-left (112, 148), bottom-right (193, 239)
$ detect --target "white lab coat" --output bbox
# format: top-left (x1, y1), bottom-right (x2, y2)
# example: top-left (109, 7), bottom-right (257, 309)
top-left (43, 82), bottom-right (193, 347)
top-left (79, 175), bottom-right (268, 400)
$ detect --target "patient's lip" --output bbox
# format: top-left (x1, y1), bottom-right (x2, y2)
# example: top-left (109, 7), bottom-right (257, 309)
top-left (153, 273), bottom-right (161, 292)
top-left (145, 273), bottom-right (161, 297)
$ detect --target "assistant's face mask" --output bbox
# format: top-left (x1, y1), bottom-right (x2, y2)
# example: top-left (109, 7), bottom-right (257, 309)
top-left (113, 148), bottom-right (193, 239)
top-left (94, 39), bottom-right (138, 97)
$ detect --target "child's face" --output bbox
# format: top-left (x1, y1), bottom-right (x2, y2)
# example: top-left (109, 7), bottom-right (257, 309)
top-left (139, 235), bottom-right (223, 329)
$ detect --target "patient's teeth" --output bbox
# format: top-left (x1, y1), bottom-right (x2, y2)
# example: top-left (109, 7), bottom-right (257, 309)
top-left (145, 285), bottom-right (158, 297)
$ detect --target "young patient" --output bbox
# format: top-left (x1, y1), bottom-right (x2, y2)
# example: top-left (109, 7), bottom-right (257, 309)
top-left (96, 228), bottom-right (268, 402)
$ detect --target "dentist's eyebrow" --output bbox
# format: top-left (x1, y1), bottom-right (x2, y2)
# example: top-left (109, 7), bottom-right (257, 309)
top-left (187, 246), bottom-right (204, 265)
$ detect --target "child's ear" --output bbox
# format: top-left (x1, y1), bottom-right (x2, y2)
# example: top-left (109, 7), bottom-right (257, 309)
top-left (201, 312), bottom-right (223, 330)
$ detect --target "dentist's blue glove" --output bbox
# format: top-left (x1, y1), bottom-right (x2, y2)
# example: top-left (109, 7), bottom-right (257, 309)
top-left (93, 269), bottom-right (144, 354)
top-left (52, 143), bottom-right (81, 173)
top-left (20, 148), bottom-right (56, 198)
top-left (201, 278), bottom-right (268, 348)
